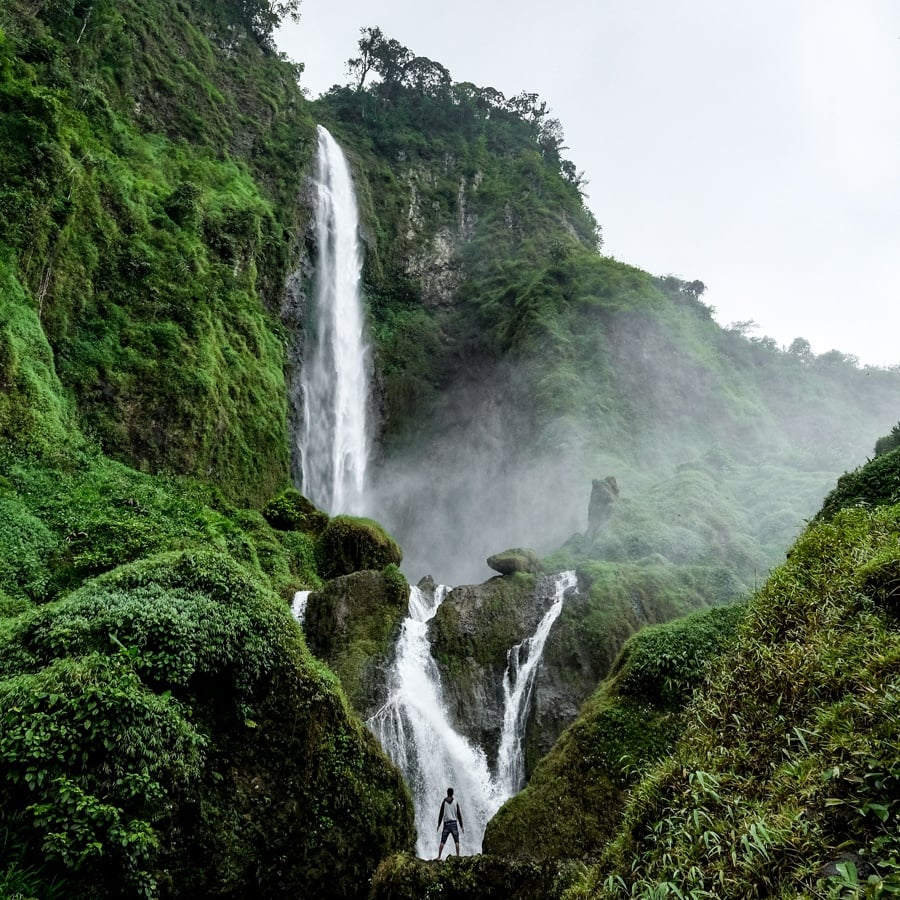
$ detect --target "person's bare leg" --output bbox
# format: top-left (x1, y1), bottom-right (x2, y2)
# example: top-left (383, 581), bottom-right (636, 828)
top-left (434, 842), bottom-right (444, 861)
top-left (454, 838), bottom-right (460, 856)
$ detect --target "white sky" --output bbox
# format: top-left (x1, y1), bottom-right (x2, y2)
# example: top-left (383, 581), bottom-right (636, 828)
top-left (277, 1), bottom-right (900, 368)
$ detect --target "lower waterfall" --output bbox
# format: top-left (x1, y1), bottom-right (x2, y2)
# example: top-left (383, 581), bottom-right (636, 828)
top-left (368, 571), bottom-right (577, 857)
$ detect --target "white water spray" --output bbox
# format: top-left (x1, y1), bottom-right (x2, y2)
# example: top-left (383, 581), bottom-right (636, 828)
top-left (290, 590), bottom-right (311, 625)
top-left (496, 569), bottom-right (578, 795)
top-left (299, 125), bottom-right (370, 514)
top-left (368, 572), bottom-right (577, 857)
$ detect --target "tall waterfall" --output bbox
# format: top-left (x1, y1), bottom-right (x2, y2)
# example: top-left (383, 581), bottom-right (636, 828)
top-left (299, 125), bottom-right (370, 515)
top-left (368, 571), bottom-right (576, 857)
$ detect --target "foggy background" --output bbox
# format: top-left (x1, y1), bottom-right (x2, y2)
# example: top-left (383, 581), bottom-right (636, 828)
top-left (367, 343), bottom-right (900, 587)
top-left (278, 1), bottom-right (900, 368)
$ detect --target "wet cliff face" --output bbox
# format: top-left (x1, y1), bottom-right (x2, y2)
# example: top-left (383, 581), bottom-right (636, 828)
top-left (427, 572), bottom-right (552, 762)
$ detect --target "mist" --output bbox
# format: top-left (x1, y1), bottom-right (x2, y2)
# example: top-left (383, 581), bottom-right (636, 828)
top-left (368, 313), bottom-right (900, 589)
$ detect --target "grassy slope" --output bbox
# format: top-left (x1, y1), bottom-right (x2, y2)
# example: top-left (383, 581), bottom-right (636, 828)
top-left (562, 448), bottom-right (900, 899)
top-left (0, 2), bottom-right (416, 897)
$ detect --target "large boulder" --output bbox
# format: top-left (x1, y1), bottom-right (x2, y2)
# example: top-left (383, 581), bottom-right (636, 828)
top-left (486, 547), bottom-right (543, 576)
top-left (316, 515), bottom-right (403, 579)
top-left (261, 488), bottom-right (329, 535)
top-left (428, 572), bottom-right (570, 767)
top-left (483, 604), bottom-right (745, 860)
top-left (303, 565), bottom-right (410, 716)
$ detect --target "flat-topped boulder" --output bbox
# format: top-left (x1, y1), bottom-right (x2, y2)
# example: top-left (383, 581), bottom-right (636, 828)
top-left (486, 548), bottom-right (543, 576)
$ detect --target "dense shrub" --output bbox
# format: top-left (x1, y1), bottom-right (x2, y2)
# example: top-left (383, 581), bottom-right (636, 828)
top-left (818, 446), bottom-right (900, 520)
top-left (0, 549), bottom-right (416, 898)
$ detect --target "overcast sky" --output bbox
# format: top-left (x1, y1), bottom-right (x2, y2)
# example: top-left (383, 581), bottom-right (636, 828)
top-left (277, 1), bottom-right (900, 368)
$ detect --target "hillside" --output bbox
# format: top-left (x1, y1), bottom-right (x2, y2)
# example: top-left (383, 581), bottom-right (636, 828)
top-left (1, 1), bottom-right (899, 897)
top-left (309, 31), bottom-right (900, 587)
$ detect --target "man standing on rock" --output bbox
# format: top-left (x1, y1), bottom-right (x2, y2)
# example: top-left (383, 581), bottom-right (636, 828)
top-left (435, 787), bottom-right (464, 859)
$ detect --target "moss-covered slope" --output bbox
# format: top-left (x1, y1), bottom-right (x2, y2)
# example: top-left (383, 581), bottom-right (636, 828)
top-left (563, 455), bottom-right (900, 898)
top-left (484, 604), bottom-right (745, 860)
top-left (0, 0), bottom-right (317, 505)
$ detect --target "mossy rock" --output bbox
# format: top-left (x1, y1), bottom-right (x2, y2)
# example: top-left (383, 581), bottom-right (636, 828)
top-left (262, 488), bottom-right (329, 535)
top-left (487, 548), bottom-right (543, 576)
top-left (316, 515), bottom-right (403, 579)
top-left (303, 564), bottom-right (410, 715)
top-left (370, 852), bottom-right (581, 900)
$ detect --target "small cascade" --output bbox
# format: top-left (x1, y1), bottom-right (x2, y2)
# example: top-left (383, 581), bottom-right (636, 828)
top-left (290, 590), bottom-right (312, 625)
top-left (299, 125), bottom-right (370, 514)
top-left (368, 585), bottom-right (502, 857)
top-left (496, 570), bottom-right (577, 795)
top-left (368, 572), bottom-right (577, 857)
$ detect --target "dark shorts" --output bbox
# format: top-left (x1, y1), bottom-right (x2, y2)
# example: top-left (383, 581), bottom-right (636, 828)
top-left (441, 821), bottom-right (459, 843)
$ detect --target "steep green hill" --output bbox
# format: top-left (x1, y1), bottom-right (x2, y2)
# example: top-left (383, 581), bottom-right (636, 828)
top-left (309, 31), bottom-right (900, 587)
top-left (2, 2), bottom-right (900, 896)
top-left (0, 0), bottom-right (316, 505)
top-left (562, 445), bottom-right (900, 899)
top-left (0, 3), bottom-right (417, 897)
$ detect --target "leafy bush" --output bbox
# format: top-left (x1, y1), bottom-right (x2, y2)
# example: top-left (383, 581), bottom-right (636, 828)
top-left (875, 422), bottom-right (900, 457)
top-left (817, 447), bottom-right (900, 521)
top-left (0, 652), bottom-right (202, 897)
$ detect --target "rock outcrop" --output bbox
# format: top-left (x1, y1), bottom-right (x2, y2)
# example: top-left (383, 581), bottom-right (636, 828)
top-left (587, 475), bottom-right (619, 535)
top-left (486, 547), bottom-right (543, 576)
top-left (303, 565), bottom-right (409, 717)
top-left (428, 571), bottom-right (580, 772)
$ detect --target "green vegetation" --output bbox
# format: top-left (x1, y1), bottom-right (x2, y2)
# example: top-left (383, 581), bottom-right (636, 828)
top-left (0, 3), bottom-right (421, 895)
top-left (0, 0), bottom-right (318, 506)
top-left (0, 546), bottom-right (415, 898)
top-left (484, 605), bottom-right (745, 860)
top-left (303, 564), bottom-right (410, 714)
top-left (560, 456), bottom-right (900, 898)
top-left (2, 0), bottom-right (900, 895)
top-left (315, 515), bottom-right (404, 579)
top-left (817, 446), bottom-right (900, 522)
top-left (370, 852), bottom-right (582, 900)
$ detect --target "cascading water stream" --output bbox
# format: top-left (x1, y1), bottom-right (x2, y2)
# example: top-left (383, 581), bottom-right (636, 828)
top-left (368, 571), bottom-right (577, 857)
top-left (496, 569), bottom-right (578, 795)
top-left (295, 123), bottom-right (574, 858)
top-left (299, 125), bottom-right (370, 515)
top-left (291, 590), bottom-right (311, 625)
top-left (367, 585), bottom-right (502, 857)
